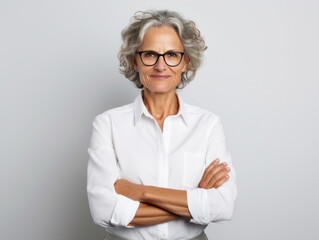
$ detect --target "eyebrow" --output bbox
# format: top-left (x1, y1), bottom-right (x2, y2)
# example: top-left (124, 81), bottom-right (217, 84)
top-left (139, 49), bottom-right (184, 53)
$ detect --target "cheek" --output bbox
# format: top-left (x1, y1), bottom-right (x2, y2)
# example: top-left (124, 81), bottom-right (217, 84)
top-left (171, 69), bottom-right (183, 80)
top-left (138, 68), bottom-right (151, 83)
top-left (139, 66), bottom-right (150, 75)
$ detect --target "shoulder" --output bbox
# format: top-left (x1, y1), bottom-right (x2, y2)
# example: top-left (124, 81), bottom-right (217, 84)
top-left (184, 102), bottom-right (221, 126)
top-left (92, 103), bottom-right (134, 125)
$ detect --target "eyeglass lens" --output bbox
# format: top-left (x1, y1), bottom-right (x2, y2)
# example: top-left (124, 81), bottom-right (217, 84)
top-left (140, 51), bottom-right (183, 66)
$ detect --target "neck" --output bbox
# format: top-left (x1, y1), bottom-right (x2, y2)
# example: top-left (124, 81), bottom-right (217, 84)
top-left (142, 88), bottom-right (179, 121)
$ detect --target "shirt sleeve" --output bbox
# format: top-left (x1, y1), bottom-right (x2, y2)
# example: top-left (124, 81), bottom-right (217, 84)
top-left (87, 113), bottom-right (140, 228)
top-left (187, 117), bottom-right (238, 225)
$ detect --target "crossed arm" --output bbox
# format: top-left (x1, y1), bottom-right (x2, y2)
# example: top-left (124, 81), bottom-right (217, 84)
top-left (114, 159), bottom-right (231, 227)
top-left (88, 114), bottom-right (236, 228)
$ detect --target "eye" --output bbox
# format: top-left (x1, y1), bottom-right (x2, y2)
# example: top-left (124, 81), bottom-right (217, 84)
top-left (144, 51), bottom-right (157, 58)
top-left (166, 52), bottom-right (178, 58)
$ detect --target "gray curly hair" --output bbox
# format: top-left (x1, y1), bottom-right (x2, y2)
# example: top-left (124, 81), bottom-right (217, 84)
top-left (118, 10), bottom-right (207, 89)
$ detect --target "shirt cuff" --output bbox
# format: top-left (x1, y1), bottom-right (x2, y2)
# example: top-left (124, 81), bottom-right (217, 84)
top-left (110, 194), bottom-right (140, 228)
top-left (187, 188), bottom-right (209, 225)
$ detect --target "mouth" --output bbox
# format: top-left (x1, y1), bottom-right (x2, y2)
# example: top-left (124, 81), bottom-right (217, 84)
top-left (150, 75), bottom-right (170, 79)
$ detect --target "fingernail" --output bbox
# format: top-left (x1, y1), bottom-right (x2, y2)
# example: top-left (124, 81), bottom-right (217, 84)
top-left (226, 167), bottom-right (230, 170)
top-left (223, 162), bottom-right (227, 165)
top-left (214, 159), bottom-right (220, 163)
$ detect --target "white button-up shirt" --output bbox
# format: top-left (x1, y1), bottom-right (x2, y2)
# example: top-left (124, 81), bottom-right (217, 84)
top-left (87, 90), bottom-right (237, 240)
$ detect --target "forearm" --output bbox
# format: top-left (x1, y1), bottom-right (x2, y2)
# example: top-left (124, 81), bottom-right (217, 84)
top-left (114, 179), bottom-right (192, 219)
top-left (128, 203), bottom-right (180, 227)
top-left (141, 185), bottom-right (192, 218)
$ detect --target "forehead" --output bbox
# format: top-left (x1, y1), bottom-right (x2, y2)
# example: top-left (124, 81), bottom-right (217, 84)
top-left (139, 26), bottom-right (184, 51)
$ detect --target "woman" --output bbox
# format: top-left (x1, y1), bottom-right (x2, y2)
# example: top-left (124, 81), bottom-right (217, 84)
top-left (87, 10), bottom-right (237, 240)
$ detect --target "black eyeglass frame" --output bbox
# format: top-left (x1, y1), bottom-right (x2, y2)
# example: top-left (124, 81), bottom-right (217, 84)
top-left (136, 51), bottom-right (185, 67)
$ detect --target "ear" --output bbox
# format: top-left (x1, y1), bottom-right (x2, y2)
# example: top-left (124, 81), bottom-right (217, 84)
top-left (132, 56), bottom-right (138, 72)
top-left (181, 55), bottom-right (190, 72)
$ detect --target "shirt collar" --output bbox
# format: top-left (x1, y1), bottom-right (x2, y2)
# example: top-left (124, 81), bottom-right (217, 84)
top-left (133, 90), bottom-right (189, 127)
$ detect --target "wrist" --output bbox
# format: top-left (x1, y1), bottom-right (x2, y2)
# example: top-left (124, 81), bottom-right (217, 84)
top-left (139, 185), bottom-right (152, 202)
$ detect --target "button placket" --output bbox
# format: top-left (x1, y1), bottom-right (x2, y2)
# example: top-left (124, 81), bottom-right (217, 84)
top-left (162, 118), bottom-right (171, 239)
top-left (162, 118), bottom-right (172, 188)
top-left (155, 117), bottom-right (172, 239)
top-left (153, 120), bottom-right (165, 188)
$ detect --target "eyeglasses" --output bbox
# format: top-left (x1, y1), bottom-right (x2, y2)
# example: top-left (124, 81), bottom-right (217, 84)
top-left (136, 50), bottom-right (185, 67)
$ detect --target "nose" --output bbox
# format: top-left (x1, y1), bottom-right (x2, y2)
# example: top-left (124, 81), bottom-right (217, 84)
top-left (154, 55), bottom-right (167, 71)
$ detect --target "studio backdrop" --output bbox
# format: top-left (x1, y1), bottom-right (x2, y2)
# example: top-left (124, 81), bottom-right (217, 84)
top-left (1, 0), bottom-right (318, 239)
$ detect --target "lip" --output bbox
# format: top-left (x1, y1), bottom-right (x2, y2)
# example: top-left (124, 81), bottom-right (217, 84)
top-left (151, 75), bottom-right (170, 79)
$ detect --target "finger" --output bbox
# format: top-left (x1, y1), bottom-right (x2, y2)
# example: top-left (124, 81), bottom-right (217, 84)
top-left (211, 162), bottom-right (228, 176)
top-left (200, 159), bottom-right (220, 182)
top-left (206, 159), bottom-right (220, 173)
top-left (199, 160), bottom-right (227, 188)
top-left (199, 160), bottom-right (229, 189)
top-left (213, 175), bottom-right (230, 189)
top-left (206, 167), bottom-right (231, 189)
top-left (199, 159), bottom-right (220, 187)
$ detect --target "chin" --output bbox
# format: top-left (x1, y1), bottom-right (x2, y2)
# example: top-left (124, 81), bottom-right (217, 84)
top-left (146, 84), bottom-right (176, 94)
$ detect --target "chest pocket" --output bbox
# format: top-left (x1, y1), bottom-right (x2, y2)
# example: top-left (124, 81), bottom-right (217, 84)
top-left (183, 152), bottom-right (206, 189)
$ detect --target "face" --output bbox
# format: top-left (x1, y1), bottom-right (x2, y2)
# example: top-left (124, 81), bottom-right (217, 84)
top-left (133, 26), bottom-right (189, 94)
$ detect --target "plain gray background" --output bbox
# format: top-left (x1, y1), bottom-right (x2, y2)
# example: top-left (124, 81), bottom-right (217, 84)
top-left (1, 0), bottom-right (318, 239)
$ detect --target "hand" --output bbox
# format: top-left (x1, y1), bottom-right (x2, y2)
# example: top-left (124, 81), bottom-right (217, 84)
top-left (114, 179), bottom-right (142, 201)
top-left (198, 159), bottom-right (230, 189)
